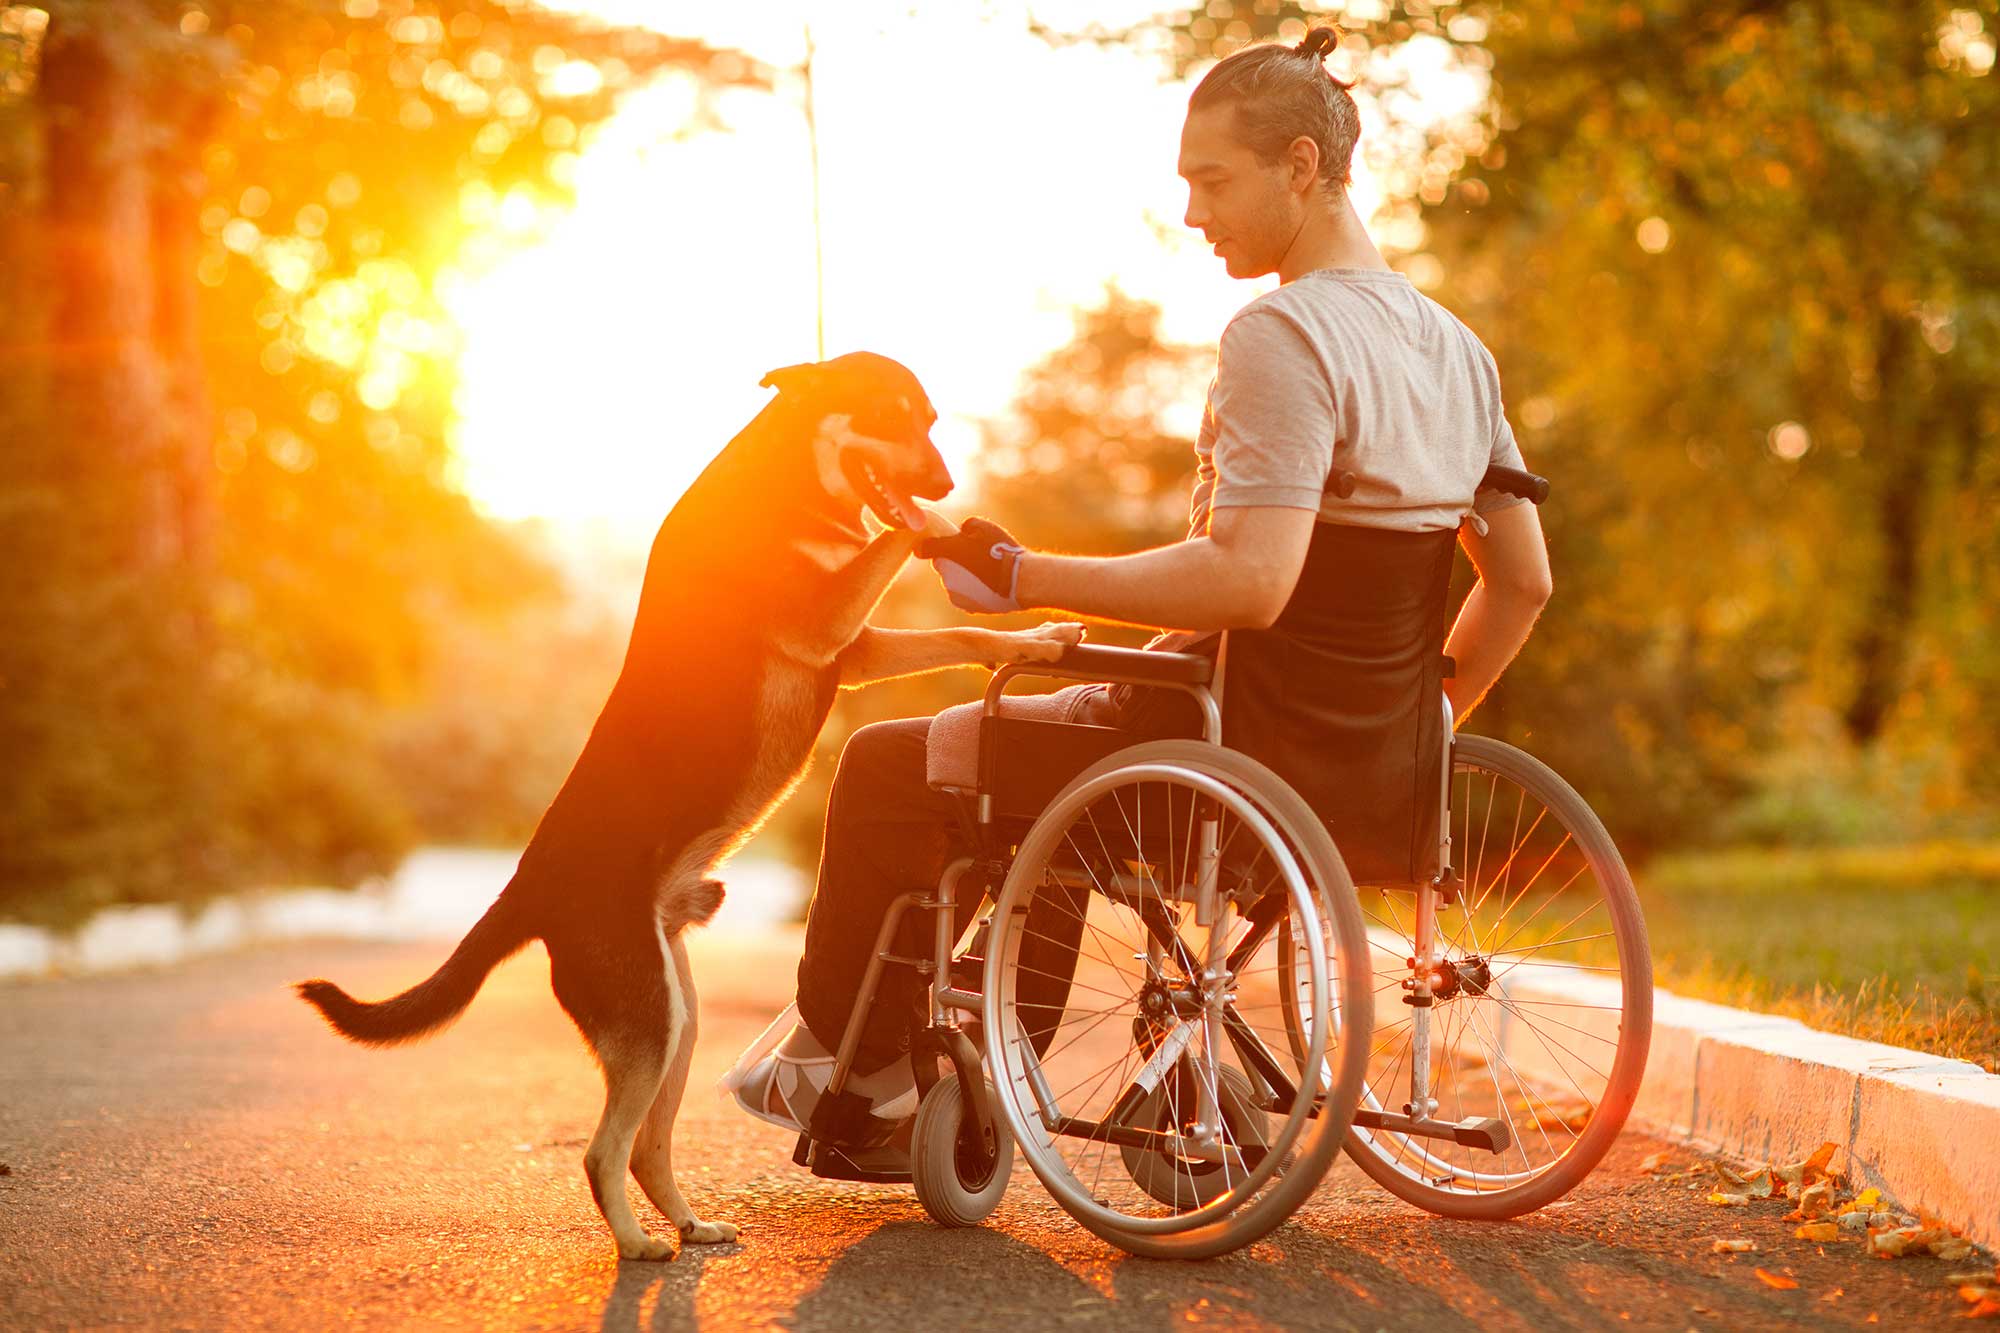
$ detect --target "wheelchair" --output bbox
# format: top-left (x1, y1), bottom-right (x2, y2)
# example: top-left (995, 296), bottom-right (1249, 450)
top-left (790, 467), bottom-right (1653, 1257)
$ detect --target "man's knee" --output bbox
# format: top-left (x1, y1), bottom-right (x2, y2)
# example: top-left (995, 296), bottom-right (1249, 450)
top-left (827, 717), bottom-right (932, 814)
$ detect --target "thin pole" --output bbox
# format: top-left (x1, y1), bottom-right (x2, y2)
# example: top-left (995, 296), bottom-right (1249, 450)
top-left (803, 19), bottom-right (825, 361)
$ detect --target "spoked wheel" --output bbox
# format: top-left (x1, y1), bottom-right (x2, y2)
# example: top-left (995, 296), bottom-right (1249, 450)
top-left (983, 741), bottom-right (1372, 1259)
top-left (912, 1074), bottom-right (1012, 1227)
top-left (1305, 734), bottom-right (1652, 1219)
top-left (1120, 1064), bottom-right (1270, 1210)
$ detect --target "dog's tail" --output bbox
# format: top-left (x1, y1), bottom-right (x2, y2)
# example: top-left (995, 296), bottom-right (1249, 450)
top-left (294, 882), bottom-right (536, 1047)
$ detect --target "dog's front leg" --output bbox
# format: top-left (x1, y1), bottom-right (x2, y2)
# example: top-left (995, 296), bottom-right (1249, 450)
top-left (630, 933), bottom-right (738, 1248)
top-left (781, 525), bottom-right (923, 666)
top-left (837, 625), bottom-right (1009, 688)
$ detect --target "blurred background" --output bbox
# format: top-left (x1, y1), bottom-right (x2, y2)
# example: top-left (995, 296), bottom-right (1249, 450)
top-left (1, 0), bottom-right (1994, 1065)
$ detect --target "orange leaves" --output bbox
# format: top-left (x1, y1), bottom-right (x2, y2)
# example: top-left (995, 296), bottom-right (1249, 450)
top-left (1770, 1140), bottom-right (1838, 1193)
top-left (1755, 1268), bottom-right (1800, 1290)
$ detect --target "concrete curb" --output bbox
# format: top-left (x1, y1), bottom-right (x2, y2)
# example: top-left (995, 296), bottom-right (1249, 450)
top-left (1497, 963), bottom-right (1999, 1253)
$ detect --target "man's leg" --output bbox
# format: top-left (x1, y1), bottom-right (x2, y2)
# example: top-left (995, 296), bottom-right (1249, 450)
top-left (794, 686), bottom-right (1208, 1080)
top-left (795, 717), bottom-right (966, 1073)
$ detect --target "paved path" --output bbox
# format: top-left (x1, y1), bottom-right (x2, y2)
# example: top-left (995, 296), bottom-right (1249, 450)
top-left (0, 928), bottom-right (1975, 1330)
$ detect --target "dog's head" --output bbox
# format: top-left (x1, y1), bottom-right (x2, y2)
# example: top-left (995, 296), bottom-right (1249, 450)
top-left (761, 351), bottom-right (952, 531)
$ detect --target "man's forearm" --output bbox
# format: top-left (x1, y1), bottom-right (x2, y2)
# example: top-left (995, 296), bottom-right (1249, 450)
top-left (1443, 582), bottom-right (1547, 725)
top-left (1014, 540), bottom-right (1260, 633)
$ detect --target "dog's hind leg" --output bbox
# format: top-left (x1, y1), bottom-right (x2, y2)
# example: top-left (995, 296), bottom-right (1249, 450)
top-left (630, 930), bottom-right (738, 1245)
top-left (553, 936), bottom-right (676, 1262)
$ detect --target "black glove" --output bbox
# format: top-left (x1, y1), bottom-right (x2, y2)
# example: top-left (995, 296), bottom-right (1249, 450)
top-left (917, 516), bottom-right (1025, 614)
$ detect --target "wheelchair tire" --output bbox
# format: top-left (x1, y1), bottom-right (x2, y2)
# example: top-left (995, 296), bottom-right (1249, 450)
top-left (1325, 733), bottom-right (1653, 1219)
top-left (912, 1074), bottom-right (1011, 1228)
top-left (1119, 1064), bottom-right (1270, 1211)
top-left (983, 740), bottom-right (1372, 1260)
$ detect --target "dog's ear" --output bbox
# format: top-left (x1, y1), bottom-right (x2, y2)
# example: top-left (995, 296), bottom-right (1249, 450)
top-left (759, 361), bottom-right (822, 396)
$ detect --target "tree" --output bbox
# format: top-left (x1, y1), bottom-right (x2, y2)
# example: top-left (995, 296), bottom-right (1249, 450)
top-left (0, 0), bottom-right (766, 919)
top-left (1027, 1), bottom-right (2000, 846)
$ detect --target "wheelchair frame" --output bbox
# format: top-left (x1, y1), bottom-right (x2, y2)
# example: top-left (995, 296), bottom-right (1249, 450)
top-left (792, 642), bottom-right (1229, 1185)
top-left (790, 463), bottom-right (1650, 1241)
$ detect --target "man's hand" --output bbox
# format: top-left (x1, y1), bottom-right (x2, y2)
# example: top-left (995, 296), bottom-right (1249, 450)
top-left (983, 621), bottom-right (1085, 666)
top-left (918, 515), bottom-right (1026, 615)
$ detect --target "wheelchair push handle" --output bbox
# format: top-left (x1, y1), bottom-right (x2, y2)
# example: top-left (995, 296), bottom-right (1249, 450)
top-left (1478, 464), bottom-right (1550, 505)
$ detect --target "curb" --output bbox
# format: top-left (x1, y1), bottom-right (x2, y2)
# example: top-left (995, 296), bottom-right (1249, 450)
top-left (1496, 963), bottom-right (1999, 1252)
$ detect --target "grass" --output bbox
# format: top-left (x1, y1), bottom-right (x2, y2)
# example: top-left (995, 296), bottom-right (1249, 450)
top-left (1636, 841), bottom-right (2000, 1073)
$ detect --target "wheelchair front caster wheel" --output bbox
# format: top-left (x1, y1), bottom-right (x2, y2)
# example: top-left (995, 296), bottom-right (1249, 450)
top-left (912, 1074), bottom-right (1011, 1227)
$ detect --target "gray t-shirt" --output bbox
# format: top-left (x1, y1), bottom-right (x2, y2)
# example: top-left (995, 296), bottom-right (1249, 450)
top-left (1186, 267), bottom-right (1526, 538)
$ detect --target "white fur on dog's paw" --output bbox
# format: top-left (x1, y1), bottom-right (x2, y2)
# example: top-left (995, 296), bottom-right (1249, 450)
top-left (680, 1219), bottom-right (739, 1245)
top-left (618, 1233), bottom-right (676, 1262)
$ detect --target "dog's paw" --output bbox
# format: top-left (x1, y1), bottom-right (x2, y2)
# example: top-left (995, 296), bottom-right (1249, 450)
top-left (679, 1218), bottom-right (739, 1245)
top-left (617, 1232), bottom-right (677, 1262)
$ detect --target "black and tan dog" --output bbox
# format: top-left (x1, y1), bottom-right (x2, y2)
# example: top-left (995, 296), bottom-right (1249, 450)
top-left (296, 352), bottom-right (1081, 1260)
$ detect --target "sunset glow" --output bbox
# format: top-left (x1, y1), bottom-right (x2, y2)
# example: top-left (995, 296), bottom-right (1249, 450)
top-left (440, 3), bottom-right (1482, 527)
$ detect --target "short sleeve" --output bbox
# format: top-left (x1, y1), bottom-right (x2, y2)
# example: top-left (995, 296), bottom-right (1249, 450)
top-left (1207, 310), bottom-right (1335, 513)
top-left (1473, 398), bottom-right (1530, 517)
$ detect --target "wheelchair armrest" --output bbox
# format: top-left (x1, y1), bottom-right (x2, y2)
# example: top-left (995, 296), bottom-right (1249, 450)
top-left (1041, 642), bottom-right (1213, 688)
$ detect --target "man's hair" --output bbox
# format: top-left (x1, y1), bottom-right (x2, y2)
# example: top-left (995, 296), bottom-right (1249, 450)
top-left (1188, 26), bottom-right (1360, 193)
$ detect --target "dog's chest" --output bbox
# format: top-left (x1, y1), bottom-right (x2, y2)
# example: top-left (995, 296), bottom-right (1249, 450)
top-left (725, 657), bottom-right (837, 829)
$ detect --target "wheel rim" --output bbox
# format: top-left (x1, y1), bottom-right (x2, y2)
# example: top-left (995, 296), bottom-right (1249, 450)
top-left (985, 762), bottom-right (1334, 1235)
top-left (1288, 740), bottom-right (1648, 1198)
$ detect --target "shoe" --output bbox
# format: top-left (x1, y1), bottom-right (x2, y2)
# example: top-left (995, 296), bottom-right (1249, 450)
top-left (723, 1008), bottom-right (917, 1134)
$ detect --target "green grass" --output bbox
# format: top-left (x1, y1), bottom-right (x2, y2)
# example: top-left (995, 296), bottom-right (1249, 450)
top-left (1637, 841), bottom-right (2000, 1073)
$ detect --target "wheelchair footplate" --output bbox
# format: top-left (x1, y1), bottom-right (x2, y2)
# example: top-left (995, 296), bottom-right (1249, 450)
top-left (793, 1086), bottom-right (915, 1184)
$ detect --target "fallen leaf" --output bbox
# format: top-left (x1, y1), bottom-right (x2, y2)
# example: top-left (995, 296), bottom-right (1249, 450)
top-left (1795, 1222), bottom-right (1840, 1242)
top-left (1712, 1238), bottom-right (1758, 1254)
top-left (1795, 1180), bottom-right (1834, 1219)
top-left (1962, 1284), bottom-right (2000, 1305)
top-left (1708, 1191), bottom-right (1753, 1208)
top-left (1969, 1299), bottom-right (2000, 1321)
top-left (1640, 1151), bottom-right (1673, 1174)
top-left (1936, 1237), bottom-right (1976, 1263)
top-left (1755, 1268), bottom-right (1800, 1290)
top-left (1839, 1212), bottom-right (1873, 1233)
top-left (1770, 1141), bottom-right (1839, 1193)
top-left (1713, 1161), bottom-right (1775, 1197)
top-left (1851, 1186), bottom-right (1882, 1211)
top-left (1870, 1230), bottom-right (1917, 1259)
top-left (1821, 1288), bottom-right (1843, 1303)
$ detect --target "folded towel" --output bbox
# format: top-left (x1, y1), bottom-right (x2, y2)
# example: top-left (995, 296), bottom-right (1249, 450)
top-left (924, 682), bottom-right (1108, 791)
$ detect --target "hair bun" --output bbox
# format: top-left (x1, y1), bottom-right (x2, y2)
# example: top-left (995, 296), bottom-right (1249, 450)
top-left (1297, 26), bottom-right (1339, 60)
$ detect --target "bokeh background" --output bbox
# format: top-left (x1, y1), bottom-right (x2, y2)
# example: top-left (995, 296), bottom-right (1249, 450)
top-left (2, 0), bottom-right (1994, 1064)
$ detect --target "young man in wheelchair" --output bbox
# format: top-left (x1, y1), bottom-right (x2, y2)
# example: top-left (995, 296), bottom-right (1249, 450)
top-left (731, 29), bottom-right (1554, 1174)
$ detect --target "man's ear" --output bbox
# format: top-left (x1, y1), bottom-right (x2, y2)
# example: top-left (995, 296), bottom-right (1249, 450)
top-left (759, 361), bottom-right (822, 395)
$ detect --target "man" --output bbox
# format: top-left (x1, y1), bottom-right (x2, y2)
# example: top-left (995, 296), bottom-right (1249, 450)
top-left (735, 27), bottom-right (1553, 1154)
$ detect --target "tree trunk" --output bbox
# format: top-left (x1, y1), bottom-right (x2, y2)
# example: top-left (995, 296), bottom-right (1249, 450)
top-left (39, 10), bottom-right (176, 568)
top-left (1841, 314), bottom-right (1925, 745)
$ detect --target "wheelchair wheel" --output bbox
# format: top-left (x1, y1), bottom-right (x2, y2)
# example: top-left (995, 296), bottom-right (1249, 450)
top-left (1303, 734), bottom-right (1652, 1219)
top-left (912, 1074), bottom-right (1012, 1227)
top-left (982, 741), bottom-right (1372, 1260)
top-left (1119, 1064), bottom-right (1269, 1210)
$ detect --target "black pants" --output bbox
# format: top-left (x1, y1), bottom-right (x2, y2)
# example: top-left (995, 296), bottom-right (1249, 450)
top-left (794, 679), bottom-right (1206, 1073)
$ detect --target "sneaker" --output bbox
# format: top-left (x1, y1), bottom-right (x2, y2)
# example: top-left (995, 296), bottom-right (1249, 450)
top-left (726, 1017), bottom-right (916, 1135)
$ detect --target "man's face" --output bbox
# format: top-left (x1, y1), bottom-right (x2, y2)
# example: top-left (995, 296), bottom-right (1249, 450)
top-left (1178, 103), bottom-right (1297, 280)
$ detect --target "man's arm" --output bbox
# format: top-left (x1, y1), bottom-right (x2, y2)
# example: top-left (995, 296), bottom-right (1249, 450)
top-left (1444, 499), bottom-right (1553, 725)
top-left (1011, 504), bottom-right (1318, 633)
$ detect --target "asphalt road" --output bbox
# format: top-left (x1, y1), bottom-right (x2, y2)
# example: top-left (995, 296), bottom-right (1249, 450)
top-left (0, 926), bottom-right (1978, 1331)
